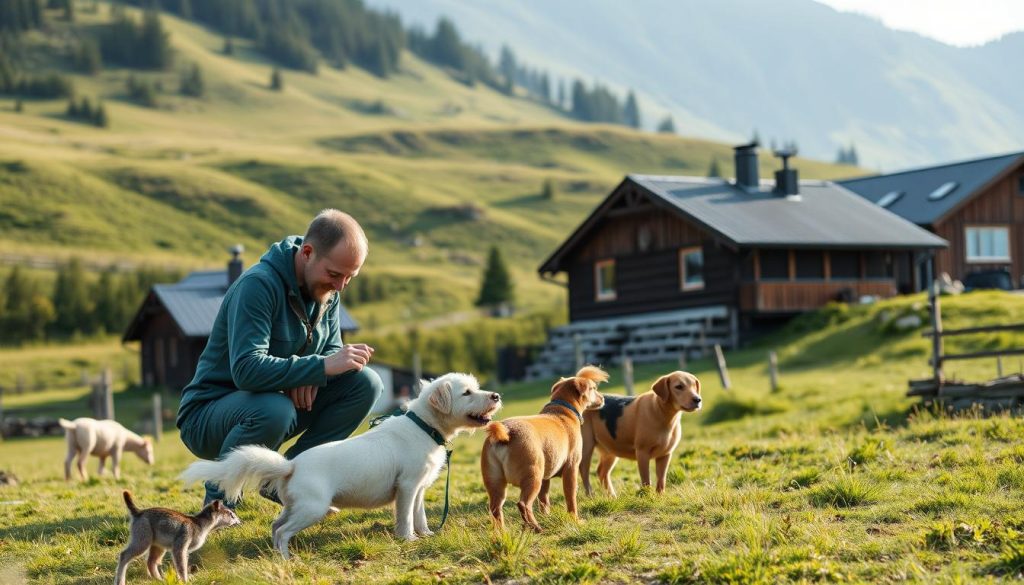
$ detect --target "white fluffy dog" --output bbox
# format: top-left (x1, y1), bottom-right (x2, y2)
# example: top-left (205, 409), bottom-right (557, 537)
top-left (180, 373), bottom-right (501, 558)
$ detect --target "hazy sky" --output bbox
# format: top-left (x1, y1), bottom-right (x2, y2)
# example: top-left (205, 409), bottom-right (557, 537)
top-left (814, 0), bottom-right (1024, 46)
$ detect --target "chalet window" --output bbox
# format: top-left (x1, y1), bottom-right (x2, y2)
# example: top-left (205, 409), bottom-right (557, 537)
top-left (594, 259), bottom-right (616, 301)
top-left (794, 251), bottom-right (824, 280)
top-left (864, 252), bottom-right (893, 278)
top-left (760, 249), bottom-right (789, 280)
top-left (966, 226), bottom-right (1010, 262)
top-left (679, 247), bottom-right (704, 290)
top-left (830, 251), bottom-right (859, 279)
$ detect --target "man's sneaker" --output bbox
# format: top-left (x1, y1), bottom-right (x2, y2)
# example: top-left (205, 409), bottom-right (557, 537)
top-left (259, 485), bottom-right (283, 506)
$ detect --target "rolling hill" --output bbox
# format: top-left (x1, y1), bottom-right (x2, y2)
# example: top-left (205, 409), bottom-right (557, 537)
top-left (0, 2), bottom-right (858, 327)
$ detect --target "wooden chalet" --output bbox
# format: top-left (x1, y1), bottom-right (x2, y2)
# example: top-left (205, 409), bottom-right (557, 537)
top-left (840, 151), bottom-right (1024, 286)
top-left (528, 145), bottom-right (947, 378)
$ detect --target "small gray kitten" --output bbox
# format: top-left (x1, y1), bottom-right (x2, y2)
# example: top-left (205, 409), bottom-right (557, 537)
top-left (114, 491), bottom-right (241, 585)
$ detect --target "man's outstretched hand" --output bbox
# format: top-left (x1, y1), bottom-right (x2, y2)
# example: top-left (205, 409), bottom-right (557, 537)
top-left (324, 343), bottom-right (375, 376)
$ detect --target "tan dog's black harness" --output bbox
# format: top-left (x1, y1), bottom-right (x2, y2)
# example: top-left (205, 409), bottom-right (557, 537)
top-left (545, 399), bottom-right (583, 424)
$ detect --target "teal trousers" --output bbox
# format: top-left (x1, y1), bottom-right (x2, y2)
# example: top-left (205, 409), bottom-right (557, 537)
top-left (179, 368), bottom-right (383, 505)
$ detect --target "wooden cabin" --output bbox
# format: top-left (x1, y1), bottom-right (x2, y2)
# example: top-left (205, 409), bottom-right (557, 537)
top-left (841, 152), bottom-right (1024, 286)
top-left (528, 145), bottom-right (947, 378)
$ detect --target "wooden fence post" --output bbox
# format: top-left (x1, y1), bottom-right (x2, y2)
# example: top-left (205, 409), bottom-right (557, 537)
top-left (768, 351), bottom-right (779, 393)
top-left (997, 356), bottom-right (1003, 378)
top-left (678, 352), bottom-right (687, 371)
top-left (574, 333), bottom-right (584, 371)
top-left (930, 279), bottom-right (944, 385)
top-left (102, 368), bottom-right (115, 421)
top-left (0, 384), bottom-right (5, 440)
top-left (152, 393), bottom-right (162, 443)
top-left (623, 354), bottom-right (634, 397)
top-left (714, 344), bottom-right (731, 390)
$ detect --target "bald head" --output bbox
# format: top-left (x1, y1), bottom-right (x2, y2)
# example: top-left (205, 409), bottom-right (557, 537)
top-left (303, 209), bottom-right (368, 259)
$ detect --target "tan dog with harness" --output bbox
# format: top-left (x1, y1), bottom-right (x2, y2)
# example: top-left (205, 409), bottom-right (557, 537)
top-left (580, 371), bottom-right (701, 496)
top-left (481, 366), bottom-right (608, 532)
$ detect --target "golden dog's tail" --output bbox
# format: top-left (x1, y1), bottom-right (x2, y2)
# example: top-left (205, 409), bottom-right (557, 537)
top-left (575, 365), bottom-right (609, 384)
top-left (485, 421), bottom-right (510, 443)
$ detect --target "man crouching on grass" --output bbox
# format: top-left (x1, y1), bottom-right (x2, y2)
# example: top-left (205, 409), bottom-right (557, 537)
top-left (176, 209), bottom-right (384, 507)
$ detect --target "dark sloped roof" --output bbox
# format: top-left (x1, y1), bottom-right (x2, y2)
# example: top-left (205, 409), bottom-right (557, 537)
top-left (540, 175), bottom-right (946, 274)
top-left (839, 152), bottom-right (1024, 226)
top-left (123, 270), bottom-right (358, 341)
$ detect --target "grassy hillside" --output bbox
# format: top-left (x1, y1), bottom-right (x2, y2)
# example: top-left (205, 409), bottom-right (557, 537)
top-left (0, 3), bottom-right (859, 328)
top-left (2, 292), bottom-right (1024, 583)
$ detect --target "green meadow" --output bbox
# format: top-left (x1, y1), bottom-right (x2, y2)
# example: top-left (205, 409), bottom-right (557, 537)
top-left (3, 292), bottom-right (1024, 584)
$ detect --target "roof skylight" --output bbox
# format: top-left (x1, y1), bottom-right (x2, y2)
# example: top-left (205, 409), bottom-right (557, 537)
top-left (928, 181), bottom-right (958, 201)
top-left (876, 190), bottom-right (904, 208)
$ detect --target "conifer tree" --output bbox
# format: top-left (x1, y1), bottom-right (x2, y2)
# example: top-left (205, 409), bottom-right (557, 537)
top-left (623, 90), bottom-right (641, 129)
top-left (179, 63), bottom-right (204, 97)
top-left (93, 102), bottom-right (108, 127)
top-left (707, 158), bottom-right (721, 178)
top-left (51, 257), bottom-right (94, 335)
top-left (541, 178), bottom-right (556, 201)
top-left (270, 67), bottom-right (283, 91)
top-left (476, 246), bottom-right (514, 308)
top-left (657, 115), bottom-right (676, 134)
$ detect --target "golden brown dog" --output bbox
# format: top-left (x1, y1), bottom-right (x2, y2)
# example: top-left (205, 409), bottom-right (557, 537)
top-left (580, 370), bottom-right (701, 496)
top-left (480, 366), bottom-right (608, 532)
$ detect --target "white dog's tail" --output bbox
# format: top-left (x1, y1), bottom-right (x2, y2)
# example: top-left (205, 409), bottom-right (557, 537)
top-left (58, 418), bottom-right (76, 430)
top-left (179, 445), bottom-right (294, 503)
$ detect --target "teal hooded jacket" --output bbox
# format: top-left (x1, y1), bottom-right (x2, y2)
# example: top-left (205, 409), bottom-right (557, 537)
top-left (176, 236), bottom-right (343, 428)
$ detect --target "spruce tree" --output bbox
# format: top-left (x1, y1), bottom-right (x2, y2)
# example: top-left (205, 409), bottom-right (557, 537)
top-left (541, 178), bottom-right (556, 200)
top-left (223, 36), bottom-right (234, 55)
top-left (623, 90), bottom-right (641, 129)
top-left (180, 63), bottom-right (204, 97)
top-left (14, 98), bottom-right (23, 113)
top-left (657, 115), bottom-right (676, 134)
top-left (707, 158), bottom-right (721, 178)
top-left (270, 67), bottom-right (283, 91)
top-left (475, 246), bottom-right (514, 308)
top-left (51, 257), bottom-right (95, 336)
top-left (93, 102), bottom-right (108, 127)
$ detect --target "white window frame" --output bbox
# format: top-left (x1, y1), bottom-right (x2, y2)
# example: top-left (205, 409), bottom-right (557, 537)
top-left (679, 247), bottom-right (705, 291)
top-left (594, 259), bottom-right (617, 301)
top-left (965, 225), bottom-right (1011, 263)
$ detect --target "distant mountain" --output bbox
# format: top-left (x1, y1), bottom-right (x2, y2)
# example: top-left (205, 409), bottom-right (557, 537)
top-left (365, 0), bottom-right (1024, 169)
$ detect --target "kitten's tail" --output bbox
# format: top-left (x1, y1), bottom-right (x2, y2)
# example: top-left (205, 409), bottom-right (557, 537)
top-left (122, 490), bottom-right (142, 517)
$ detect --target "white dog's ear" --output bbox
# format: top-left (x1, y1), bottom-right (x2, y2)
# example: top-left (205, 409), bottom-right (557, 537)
top-left (429, 381), bottom-right (453, 414)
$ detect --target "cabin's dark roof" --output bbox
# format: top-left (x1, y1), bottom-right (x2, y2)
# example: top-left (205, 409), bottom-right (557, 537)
top-left (540, 175), bottom-right (947, 274)
top-left (123, 270), bottom-right (358, 341)
top-left (839, 152), bottom-right (1024, 226)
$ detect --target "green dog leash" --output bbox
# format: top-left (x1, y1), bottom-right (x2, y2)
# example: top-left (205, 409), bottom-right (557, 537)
top-left (369, 410), bottom-right (454, 531)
